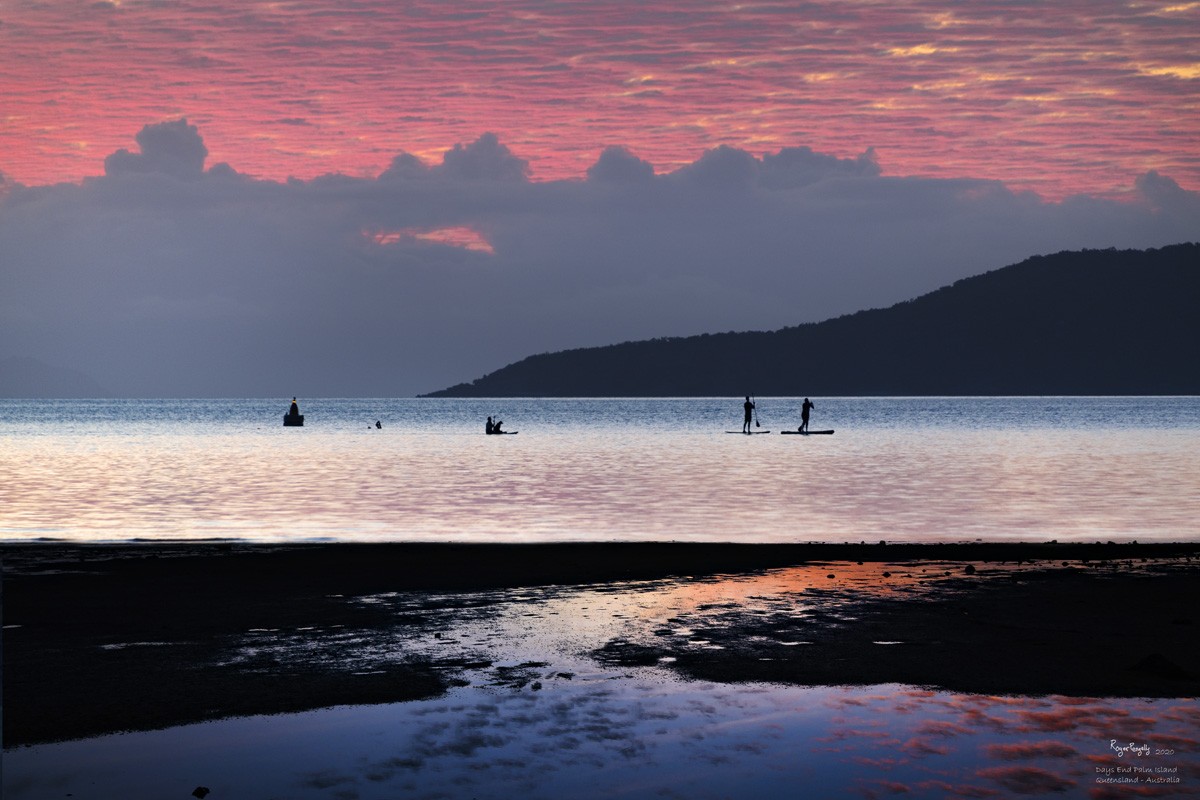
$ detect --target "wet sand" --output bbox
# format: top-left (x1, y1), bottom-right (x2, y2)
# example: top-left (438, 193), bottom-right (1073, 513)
top-left (3, 541), bottom-right (1198, 747)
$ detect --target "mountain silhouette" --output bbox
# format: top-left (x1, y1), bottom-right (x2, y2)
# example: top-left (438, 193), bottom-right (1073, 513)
top-left (423, 243), bottom-right (1199, 397)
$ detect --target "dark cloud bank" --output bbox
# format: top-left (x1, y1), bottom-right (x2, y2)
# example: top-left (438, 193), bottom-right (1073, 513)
top-left (2, 119), bottom-right (1198, 397)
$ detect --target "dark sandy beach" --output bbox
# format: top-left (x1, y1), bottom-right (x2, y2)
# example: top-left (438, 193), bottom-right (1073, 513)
top-left (3, 541), bottom-right (1198, 747)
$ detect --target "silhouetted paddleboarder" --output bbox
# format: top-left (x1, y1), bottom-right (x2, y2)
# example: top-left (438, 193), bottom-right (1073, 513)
top-left (800, 398), bottom-right (815, 433)
top-left (486, 416), bottom-right (494, 434)
top-left (743, 397), bottom-right (756, 434)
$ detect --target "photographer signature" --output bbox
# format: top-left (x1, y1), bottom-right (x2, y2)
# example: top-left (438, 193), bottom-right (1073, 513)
top-left (1111, 740), bottom-right (1152, 758)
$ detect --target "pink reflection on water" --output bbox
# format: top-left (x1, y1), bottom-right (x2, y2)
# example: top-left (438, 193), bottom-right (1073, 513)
top-left (4, 557), bottom-right (1199, 798)
top-left (828, 691), bottom-right (1199, 800)
top-left (2, 400), bottom-right (1198, 543)
top-left (6, 684), bottom-right (1195, 799)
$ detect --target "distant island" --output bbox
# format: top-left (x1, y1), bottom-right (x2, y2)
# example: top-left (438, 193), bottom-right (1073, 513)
top-left (423, 243), bottom-right (1200, 397)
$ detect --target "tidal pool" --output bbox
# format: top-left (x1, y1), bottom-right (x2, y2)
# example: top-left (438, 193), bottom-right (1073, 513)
top-left (6, 678), bottom-right (1195, 799)
top-left (6, 563), bottom-right (1197, 799)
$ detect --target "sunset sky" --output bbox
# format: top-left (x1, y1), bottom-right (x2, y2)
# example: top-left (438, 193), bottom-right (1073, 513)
top-left (2, 0), bottom-right (1199, 395)
top-left (4, 0), bottom-right (1199, 197)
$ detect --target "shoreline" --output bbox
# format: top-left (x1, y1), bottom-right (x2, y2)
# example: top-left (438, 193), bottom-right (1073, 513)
top-left (4, 541), bottom-right (1199, 747)
top-left (5, 539), bottom-right (1198, 582)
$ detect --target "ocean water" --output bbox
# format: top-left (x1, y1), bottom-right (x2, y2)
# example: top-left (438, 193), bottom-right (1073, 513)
top-left (5, 400), bottom-right (1199, 798)
top-left (1, 396), bottom-right (1198, 543)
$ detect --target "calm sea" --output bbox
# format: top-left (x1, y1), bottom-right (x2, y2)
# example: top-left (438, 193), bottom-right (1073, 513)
top-left (2, 397), bottom-right (1198, 543)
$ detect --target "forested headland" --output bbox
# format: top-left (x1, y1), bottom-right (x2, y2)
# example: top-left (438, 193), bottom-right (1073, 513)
top-left (423, 243), bottom-right (1199, 397)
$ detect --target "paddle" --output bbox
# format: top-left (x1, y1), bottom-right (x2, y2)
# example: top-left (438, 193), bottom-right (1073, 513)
top-left (753, 396), bottom-right (761, 428)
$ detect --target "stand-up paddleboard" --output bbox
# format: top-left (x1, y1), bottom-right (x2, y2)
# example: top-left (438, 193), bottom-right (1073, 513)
top-left (725, 431), bottom-right (772, 434)
top-left (780, 430), bottom-right (834, 435)
top-left (487, 431), bottom-right (519, 435)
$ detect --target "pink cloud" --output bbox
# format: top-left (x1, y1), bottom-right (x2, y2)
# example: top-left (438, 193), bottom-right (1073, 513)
top-left (2, 0), bottom-right (1197, 199)
top-left (4, 120), bottom-right (1197, 397)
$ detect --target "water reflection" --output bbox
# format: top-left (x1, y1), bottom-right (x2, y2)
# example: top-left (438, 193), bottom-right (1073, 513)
top-left (6, 563), bottom-right (1197, 798)
top-left (6, 683), bottom-right (1195, 799)
top-left (2, 397), bottom-right (1198, 542)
